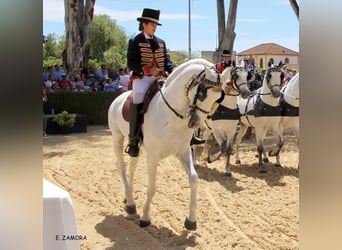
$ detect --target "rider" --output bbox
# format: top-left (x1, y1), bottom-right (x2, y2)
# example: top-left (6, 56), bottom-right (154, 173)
top-left (207, 49), bottom-right (231, 118)
top-left (126, 8), bottom-right (204, 157)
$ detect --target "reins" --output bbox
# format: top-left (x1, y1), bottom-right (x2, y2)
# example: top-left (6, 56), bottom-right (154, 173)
top-left (159, 67), bottom-right (220, 120)
top-left (159, 88), bottom-right (185, 119)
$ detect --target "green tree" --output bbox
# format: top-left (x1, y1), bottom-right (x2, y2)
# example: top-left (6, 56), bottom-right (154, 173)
top-left (43, 33), bottom-right (58, 59)
top-left (169, 51), bottom-right (188, 66)
top-left (43, 33), bottom-right (64, 68)
top-left (90, 14), bottom-right (128, 68)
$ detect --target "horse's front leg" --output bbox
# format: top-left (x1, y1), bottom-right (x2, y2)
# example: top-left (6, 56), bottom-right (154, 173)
top-left (255, 130), bottom-right (267, 173)
top-left (224, 136), bottom-right (234, 177)
top-left (235, 123), bottom-right (248, 165)
top-left (177, 147), bottom-right (198, 231)
top-left (125, 157), bottom-right (139, 214)
top-left (140, 154), bottom-right (158, 227)
top-left (266, 125), bottom-right (283, 167)
top-left (112, 135), bottom-right (137, 214)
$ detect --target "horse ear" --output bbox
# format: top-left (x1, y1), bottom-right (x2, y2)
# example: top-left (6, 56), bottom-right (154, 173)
top-left (204, 66), bottom-right (210, 77)
top-left (232, 60), bottom-right (236, 67)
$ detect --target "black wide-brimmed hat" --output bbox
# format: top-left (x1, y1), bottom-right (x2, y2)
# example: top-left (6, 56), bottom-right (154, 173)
top-left (221, 50), bottom-right (231, 56)
top-left (137, 8), bottom-right (162, 26)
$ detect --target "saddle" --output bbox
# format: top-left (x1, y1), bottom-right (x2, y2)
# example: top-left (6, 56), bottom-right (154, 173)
top-left (122, 79), bottom-right (164, 122)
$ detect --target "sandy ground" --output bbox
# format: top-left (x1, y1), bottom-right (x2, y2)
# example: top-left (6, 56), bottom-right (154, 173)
top-left (43, 125), bottom-right (299, 250)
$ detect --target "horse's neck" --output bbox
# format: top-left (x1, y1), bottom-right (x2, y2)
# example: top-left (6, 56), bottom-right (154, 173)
top-left (160, 75), bottom-right (191, 116)
top-left (284, 78), bottom-right (299, 107)
top-left (221, 94), bottom-right (238, 109)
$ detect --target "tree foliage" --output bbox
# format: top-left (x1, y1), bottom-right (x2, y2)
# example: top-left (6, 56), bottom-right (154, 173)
top-left (90, 14), bottom-right (128, 69)
top-left (43, 34), bottom-right (65, 68)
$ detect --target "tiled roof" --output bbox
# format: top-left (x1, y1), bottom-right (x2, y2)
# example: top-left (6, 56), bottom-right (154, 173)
top-left (238, 43), bottom-right (298, 56)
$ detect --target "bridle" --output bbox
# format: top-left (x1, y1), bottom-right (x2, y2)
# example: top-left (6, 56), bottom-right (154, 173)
top-left (225, 66), bottom-right (248, 96)
top-left (159, 67), bottom-right (221, 120)
top-left (259, 66), bottom-right (284, 96)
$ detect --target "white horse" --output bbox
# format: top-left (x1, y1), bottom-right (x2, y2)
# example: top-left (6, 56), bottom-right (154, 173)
top-left (235, 62), bottom-right (284, 173)
top-left (197, 64), bottom-right (251, 176)
top-left (269, 72), bottom-right (299, 167)
top-left (108, 58), bottom-right (223, 230)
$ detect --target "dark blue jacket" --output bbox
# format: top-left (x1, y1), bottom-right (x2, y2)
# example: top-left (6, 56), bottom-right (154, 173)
top-left (127, 32), bottom-right (175, 77)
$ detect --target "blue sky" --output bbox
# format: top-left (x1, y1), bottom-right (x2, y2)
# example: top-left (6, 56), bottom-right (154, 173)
top-left (43, 0), bottom-right (299, 54)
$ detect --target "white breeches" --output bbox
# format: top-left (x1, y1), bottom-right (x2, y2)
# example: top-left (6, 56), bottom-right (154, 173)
top-left (132, 76), bottom-right (157, 104)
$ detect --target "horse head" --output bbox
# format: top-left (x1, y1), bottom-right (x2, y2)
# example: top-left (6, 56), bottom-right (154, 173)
top-left (265, 61), bottom-right (284, 98)
top-left (221, 64), bottom-right (251, 99)
top-left (185, 64), bottom-right (222, 128)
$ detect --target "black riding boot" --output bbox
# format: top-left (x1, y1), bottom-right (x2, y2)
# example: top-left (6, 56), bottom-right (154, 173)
top-left (127, 103), bottom-right (142, 157)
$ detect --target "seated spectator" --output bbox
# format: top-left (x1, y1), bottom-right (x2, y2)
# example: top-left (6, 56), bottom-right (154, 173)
top-left (112, 75), bottom-right (123, 90)
top-left (73, 83), bottom-right (85, 92)
top-left (119, 68), bottom-right (131, 91)
top-left (108, 67), bottom-right (119, 81)
top-left (44, 66), bottom-right (54, 81)
top-left (91, 81), bottom-right (101, 92)
top-left (103, 77), bottom-right (114, 92)
top-left (44, 74), bottom-right (56, 89)
top-left (96, 64), bottom-right (108, 82)
top-left (71, 74), bottom-right (85, 90)
top-left (50, 83), bottom-right (60, 92)
top-left (58, 73), bottom-right (72, 90)
top-left (85, 73), bottom-right (96, 87)
top-left (53, 64), bottom-right (63, 81)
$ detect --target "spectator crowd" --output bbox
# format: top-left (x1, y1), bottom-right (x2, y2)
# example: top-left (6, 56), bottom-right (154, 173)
top-left (43, 64), bottom-right (132, 93)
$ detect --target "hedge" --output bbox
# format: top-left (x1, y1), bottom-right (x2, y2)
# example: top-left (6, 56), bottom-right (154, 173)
top-left (43, 91), bottom-right (124, 125)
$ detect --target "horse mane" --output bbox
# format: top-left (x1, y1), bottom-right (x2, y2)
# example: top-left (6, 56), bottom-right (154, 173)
top-left (165, 58), bottom-right (215, 88)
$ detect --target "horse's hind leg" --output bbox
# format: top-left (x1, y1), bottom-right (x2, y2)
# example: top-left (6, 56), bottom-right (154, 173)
top-left (112, 134), bottom-right (137, 214)
top-left (177, 147), bottom-right (198, 230)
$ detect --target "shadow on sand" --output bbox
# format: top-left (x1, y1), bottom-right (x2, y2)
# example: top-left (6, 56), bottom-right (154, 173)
top-left (95, 214), bottom-right (198, 250)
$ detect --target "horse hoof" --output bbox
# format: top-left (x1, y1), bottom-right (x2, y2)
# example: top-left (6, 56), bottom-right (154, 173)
top-left (263, 158), bottom-right (269, 163)
top-left (207, 157), bottom-right (212, 163)
top-left (184, 218), bottom-right (197, 231)
top-left (140, 220), bottom-right (151, 227)
top-left (275, 163), bottom-right (282, 167)
top-left (260, 169), bottom-right (267, 174)
top-left (225, 172), bottom-right (232, 177)
top-left (125, 205), bottom-right (137, 215)
top-left (235, 160), bottom-right (241, 165)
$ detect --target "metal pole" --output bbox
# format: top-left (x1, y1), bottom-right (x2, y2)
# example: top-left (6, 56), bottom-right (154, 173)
top-left (188, 0), bottom-right (191, 60)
